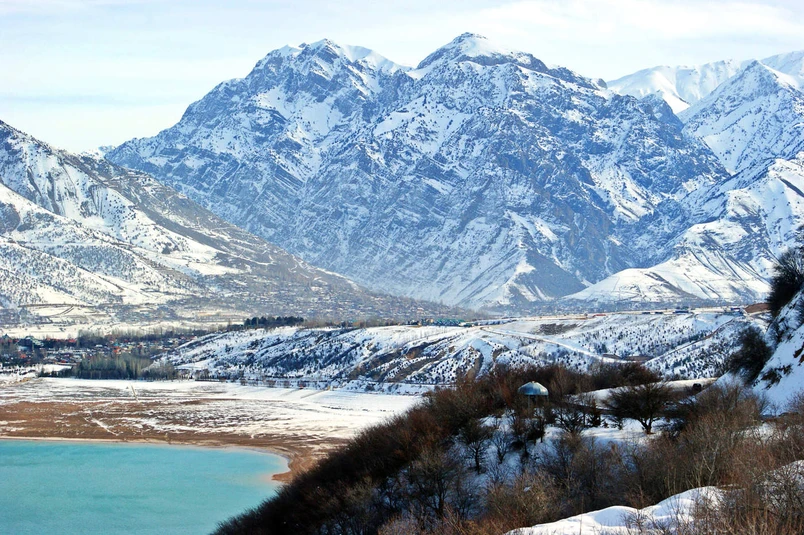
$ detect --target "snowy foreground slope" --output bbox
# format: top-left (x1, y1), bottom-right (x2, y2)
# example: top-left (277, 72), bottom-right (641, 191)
top-left (0, 120), bottom-right (456, 326)
top-left (507, 487), bottom-right (718, 535)
top-left (110, 33), bottom-right (732, 312)
top-left (160, 309), bottom-right (767, 388)
top-left (510, 459), bottom-right (804, 535)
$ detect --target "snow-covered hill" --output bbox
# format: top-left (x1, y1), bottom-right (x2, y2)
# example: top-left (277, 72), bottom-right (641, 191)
top-left (0, 120), bottom-right (456, 325)
top-left (159, 309), bottom-right (766, 389)
top-left (109, 34), bottom-right (730, 313)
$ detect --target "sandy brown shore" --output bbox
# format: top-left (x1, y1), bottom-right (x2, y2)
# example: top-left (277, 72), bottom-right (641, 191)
top-left (0, 399), bottom-right (336, 482)
top-left (0, 379), bottom-right (417, 483)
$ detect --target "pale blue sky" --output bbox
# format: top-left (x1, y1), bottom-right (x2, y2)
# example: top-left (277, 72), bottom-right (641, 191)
top-left (2, 0), bottom-right (803, 152)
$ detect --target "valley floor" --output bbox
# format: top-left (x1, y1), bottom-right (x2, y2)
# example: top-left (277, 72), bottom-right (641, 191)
top-left (0, 378), bottom-right (418, 481)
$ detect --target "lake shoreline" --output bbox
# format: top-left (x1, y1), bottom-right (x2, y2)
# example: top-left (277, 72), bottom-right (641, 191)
top-left (0, 434), bottom-right (311, 482)
top-left (0, 378), bottom-right (421, 484)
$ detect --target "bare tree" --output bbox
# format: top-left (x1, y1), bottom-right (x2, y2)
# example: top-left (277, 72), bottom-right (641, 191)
top-left (457, 417), bottom-right (494, 472)
top-left (490, 416), bottom-right (514, 464)
top-left (605, 382), bottom-right (674, 434)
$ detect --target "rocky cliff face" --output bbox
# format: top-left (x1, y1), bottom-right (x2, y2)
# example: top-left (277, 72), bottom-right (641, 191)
top-left (110, 34), bottom-right (729, 312)
top-left (0, 120), bottom-right (455, 322)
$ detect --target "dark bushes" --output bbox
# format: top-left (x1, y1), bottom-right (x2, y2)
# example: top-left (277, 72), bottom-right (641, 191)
top-left (726, 327), bottom-right (773, 384)
top-left (213, 364), bottom-right (588, 535)
top-left (768, 247), bottom-right (804, 317)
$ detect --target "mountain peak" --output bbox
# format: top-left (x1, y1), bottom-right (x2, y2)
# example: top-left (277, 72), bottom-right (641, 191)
top-left (761, 49), bottom-right (804, 87)
top-left (416, 33), bottom-right (514, 69)
top-left (256, 38), bottom-right (404, 75)
top-left (681, 56), bottom-right (804, 174)
top-left (708, 59), bottom-right (798, 100)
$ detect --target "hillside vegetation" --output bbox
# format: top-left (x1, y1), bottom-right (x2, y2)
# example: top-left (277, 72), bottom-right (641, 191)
top-left (214, 362), bottom-right (804, 535)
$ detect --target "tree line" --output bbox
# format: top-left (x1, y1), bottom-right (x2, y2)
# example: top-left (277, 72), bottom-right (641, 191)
top-left (71, 354), bottom-right (177, 380)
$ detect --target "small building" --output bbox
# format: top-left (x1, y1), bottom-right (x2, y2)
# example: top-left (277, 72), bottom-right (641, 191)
top-left (519, 381), bottom-right (550, 418)
top-left (518, 381), bottom-right (549, 399)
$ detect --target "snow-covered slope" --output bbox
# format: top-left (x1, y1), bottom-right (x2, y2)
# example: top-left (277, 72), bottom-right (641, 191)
top-left (160, 309), bottom-right (764, 389)
top-left (0, 120), bottom-right (456, 324)
top-left (751, 288), bottom-right (804, 408)
top-left (507, 487), bottom-right (719, 535)
top-left (566, 154), bottom-right (804, 306)
top-left (109, 34), bottom-right (728, 313)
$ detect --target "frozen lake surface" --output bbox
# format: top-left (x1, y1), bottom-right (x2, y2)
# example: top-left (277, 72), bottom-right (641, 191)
top-left (0, 439), bottom-right (285, 534)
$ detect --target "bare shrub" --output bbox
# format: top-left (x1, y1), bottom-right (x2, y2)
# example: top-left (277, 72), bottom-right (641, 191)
top-left (490, 416), bottom-right (513, 464)
top-left (538, 432), bottom-right (625, 515)
top-left (484, 471), bottom-right (558, 530)
top-left (664, 381), bottom-right (764, 437)
top-left (402, 445), bottom-right (479, 528)
top-left (588, 361), bottom-right (661, 390)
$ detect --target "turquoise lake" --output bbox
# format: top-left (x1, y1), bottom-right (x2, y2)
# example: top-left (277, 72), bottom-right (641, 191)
top-left (0, 440), bottom-right (285, 534)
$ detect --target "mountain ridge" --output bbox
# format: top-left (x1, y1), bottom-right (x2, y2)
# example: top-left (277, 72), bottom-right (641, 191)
top-left (0, 119), bottom-right (459, 326)
top-left (108, 34), bottom-right (731, 313)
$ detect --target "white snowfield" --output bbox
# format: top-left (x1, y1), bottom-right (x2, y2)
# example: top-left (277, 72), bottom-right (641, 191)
top-left (0, 378), bottom-right (419, 442)
top-left (508, 459), bottom-right (804, 535)
top-left (608, 50), bottom-right (804, 113)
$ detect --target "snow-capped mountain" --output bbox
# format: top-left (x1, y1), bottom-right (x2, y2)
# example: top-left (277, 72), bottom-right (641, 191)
top-left (0, 120), bottom-right (454, 323)
top-left (109, 34), bottom-right (728, 313)
top-left (563, 51), bottom-right (804, 307)
top-left (680, 61), bottom-right (804, 174)
top-left (566, 154), bottom-right (804, 306)
top-left (607, 50), bottom-right (804, 113)
top-left (608, 59), bottom-right (749, 113)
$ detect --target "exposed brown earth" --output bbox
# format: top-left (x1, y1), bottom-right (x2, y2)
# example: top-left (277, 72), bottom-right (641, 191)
top-left (0, 379), bottom-right (414, 482)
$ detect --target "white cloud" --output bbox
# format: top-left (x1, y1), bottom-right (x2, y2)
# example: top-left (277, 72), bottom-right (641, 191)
top-left (0, 0), bottom-right (154, 15)
top-left (469, 0), bottom-right (804, 41)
